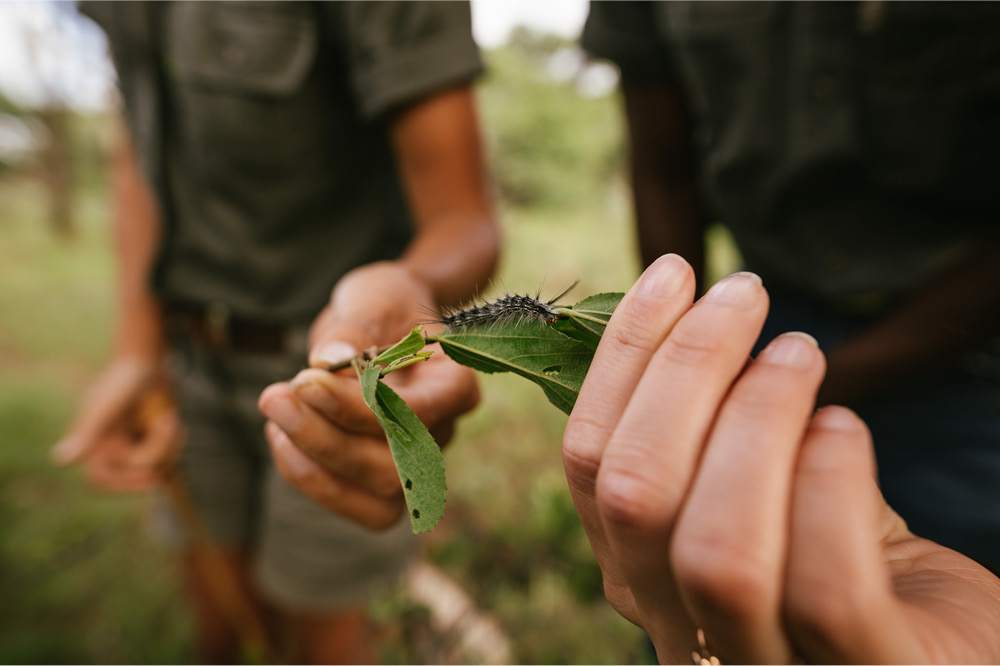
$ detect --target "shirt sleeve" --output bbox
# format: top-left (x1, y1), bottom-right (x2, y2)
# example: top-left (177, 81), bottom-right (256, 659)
top-left (582, 1), bottom-right (678, 83)
top-left (329, 1), bottom-right (484, 120)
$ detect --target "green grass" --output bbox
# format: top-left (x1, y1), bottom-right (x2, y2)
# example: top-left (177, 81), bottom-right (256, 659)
top-left (0, 174), bottom-right (193, 664)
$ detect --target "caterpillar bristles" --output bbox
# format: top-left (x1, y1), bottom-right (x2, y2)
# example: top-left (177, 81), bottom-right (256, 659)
top-left (435, 280), bottom-right (579, 332)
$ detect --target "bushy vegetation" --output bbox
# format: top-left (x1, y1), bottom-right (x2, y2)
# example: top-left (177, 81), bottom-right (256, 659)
top-left (480, 28), bottom-right (625, 213)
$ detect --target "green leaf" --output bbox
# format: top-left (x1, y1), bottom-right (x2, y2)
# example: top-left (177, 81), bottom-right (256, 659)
top-left (552, 292), bottom-right (623, 350)
top-left (358, 362), bottom-right (446, 534)
top-left (380, 351), bottom-right (433, 375)
top-left (429, 321), bottom-right (596, 415)
top-left (373, 326), bottom-right (428, 367)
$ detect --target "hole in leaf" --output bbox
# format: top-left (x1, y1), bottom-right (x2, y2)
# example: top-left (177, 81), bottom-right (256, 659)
top-left (543, 365), bottom-right (562, 376)
top-left (404, 479), bottom-right (412, 490)
top-left (412, 508), bottom-right (421, 519)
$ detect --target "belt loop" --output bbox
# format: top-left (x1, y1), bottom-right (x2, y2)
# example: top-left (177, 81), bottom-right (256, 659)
top-left (205, 301), bottom-right (231, 348)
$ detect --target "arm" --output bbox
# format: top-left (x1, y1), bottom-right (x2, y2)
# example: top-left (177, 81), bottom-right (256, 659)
top-left (821, 237), bottom-right (1000, 405)
top-left (51, 123), bottom-right (179, 490)
top-left (259, 83), bottom-right (498, 528)
top-left (390, 84), bottom-right (499, 308)
top-left (110, 124), bottom-right (168, 360)
top-left (562, 254), bottom-right (1000, 664)
top-left (304, 83), bottom-right (499, 367)
top-left (621, 80), bottom-right (707, 288)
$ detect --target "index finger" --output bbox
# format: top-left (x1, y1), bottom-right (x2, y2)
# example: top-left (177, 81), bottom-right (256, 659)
top-left (561, 254), bottom-right (695, 618)
top-left (291, 351), bottom-right (480, 437)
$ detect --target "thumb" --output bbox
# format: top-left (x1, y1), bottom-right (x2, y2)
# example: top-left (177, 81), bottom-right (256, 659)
top-left (307, 263), bottom-right (430, 369)
top-left (310, 338), bottom-right (362, 370)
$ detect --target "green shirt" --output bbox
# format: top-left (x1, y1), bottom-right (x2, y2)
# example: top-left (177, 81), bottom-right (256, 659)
top-left (584, 1), bottom-right (1000, 313)
top-left (83, 1), bottom-right (483, 322)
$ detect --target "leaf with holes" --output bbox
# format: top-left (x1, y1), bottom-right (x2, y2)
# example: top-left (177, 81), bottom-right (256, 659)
top-left (358, 361), bottom-right (445, 534)
top-left (428, 321), bottom-right (596, 415)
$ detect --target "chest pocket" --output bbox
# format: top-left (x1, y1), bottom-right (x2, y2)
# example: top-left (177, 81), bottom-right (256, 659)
top-left (167, 1), bottom-right (317, 97)
top-left (163, 1), bottom-right (333, 174)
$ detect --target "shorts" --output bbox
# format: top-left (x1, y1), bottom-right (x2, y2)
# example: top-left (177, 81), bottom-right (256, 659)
top-left (157, 340), bottom-right (417, 612)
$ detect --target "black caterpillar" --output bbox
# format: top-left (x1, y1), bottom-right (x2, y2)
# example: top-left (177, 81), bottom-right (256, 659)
top-left (438, 281), bottom-right (579, 331)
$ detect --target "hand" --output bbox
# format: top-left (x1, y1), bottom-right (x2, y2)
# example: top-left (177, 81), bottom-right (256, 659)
top-left (562, 254), bottom-right (1000, 664)
top-left (52, 356), bottom-right (181, 492)
top-left (259, 261), bottom-right (480, 529)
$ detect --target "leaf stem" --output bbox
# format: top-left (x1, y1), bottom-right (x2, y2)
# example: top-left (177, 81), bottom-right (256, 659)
top-left (323, 332), bottom-right (435, 373)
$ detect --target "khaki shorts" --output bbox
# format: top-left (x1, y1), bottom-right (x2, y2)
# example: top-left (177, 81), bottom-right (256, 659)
top-left (158, 341), bottom-right (416, 612)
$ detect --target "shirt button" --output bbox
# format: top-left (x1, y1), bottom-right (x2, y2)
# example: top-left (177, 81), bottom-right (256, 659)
top-left (810, 75), bottom-right (839, 101)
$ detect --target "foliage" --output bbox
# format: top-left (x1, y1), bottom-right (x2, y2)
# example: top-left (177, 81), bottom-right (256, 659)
top-left (366, 291), bottom-right (623, 534)
top-left (479, 28), bottom-right (625, 211)
top-left (358, 345), bottom-right (445, 533)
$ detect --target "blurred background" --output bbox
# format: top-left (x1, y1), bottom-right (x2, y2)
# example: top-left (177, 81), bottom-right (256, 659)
top-left (0, 1), bottom-right (736, 663)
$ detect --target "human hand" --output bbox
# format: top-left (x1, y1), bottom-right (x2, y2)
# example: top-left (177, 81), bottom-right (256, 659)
top-left (259, 261), bottom-right (480, 529)
top-left (562, 254), bottom-right (1000, 664)
top-left (51, 356), bottom-right (181, 492)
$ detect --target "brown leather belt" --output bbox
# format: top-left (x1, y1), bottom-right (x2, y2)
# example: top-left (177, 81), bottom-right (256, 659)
top-left (165, 302), bottom-right (304, 354)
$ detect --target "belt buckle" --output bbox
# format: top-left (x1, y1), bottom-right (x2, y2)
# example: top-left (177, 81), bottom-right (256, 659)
top-left (205, 301), bottom-right (231, 348)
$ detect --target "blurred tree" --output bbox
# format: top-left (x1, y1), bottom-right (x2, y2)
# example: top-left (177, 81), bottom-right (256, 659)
top-left (21, 5), bottom-right (75, 240)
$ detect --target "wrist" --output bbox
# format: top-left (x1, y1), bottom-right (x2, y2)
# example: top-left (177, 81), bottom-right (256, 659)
top-left (112, 300), bottom-right (167, 362)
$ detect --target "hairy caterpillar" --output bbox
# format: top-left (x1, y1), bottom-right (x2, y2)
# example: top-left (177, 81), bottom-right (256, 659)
top-left (438, 281), bottom-right (579, 331)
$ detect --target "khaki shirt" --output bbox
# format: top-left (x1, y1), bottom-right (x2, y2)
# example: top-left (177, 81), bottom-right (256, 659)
top-left (585, 1), bottom-right (1000, 313)
top-left (83, 1), bottom-right (483, 322)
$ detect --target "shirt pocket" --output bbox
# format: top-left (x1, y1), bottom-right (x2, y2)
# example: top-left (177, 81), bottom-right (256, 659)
top-left (164, 1), bottom-right (325, 172)
top-left (167, 1), bottom-right (317, 97)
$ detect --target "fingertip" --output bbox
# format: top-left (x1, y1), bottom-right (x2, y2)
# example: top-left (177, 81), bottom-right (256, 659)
top-left (757, 331), bottom-right (824, 370)
top-left (266, 421), bottom-right (318, 478)
top-left (635, 253), bottom-right (695, 301)
top-left (810, 406), bottom-right (870, 438)
top-left (258, 380), bottom-right (292, 413)
top-left (51, 436), bottom-right (82, 465)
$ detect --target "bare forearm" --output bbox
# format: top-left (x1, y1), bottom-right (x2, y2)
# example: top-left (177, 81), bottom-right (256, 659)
top-left (398, 214), bottom-right (499, 308)
top-left (821, 237), bottom-right (1000, 405)
top-left (391, 85), bottom-right (500, 307)
top-left (110, 125), bottom-right (165, 359)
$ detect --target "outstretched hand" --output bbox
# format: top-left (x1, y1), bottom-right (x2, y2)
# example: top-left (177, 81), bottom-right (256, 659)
top-left (259, 261), bottom-right (479, 529)
top-left (562, 254), bottom-right (1000, 664)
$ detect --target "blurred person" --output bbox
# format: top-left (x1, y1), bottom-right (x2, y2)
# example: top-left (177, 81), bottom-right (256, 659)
top-left (583, 0), bottom-right (1000, 575)
top-left (52, 1), bottom-right (498, 663)
top-left (562, 253), bottom-right (1000, 664)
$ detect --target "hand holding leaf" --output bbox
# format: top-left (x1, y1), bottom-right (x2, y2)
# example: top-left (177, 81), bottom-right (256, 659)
top-left (357, 290), bottom-right (624, 532)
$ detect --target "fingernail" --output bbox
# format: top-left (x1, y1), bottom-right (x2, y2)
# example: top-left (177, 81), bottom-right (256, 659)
top-left (760, 331), bottom-right (819, 368)
top-left (260, 394), bottom-right (303, 433)
top-left (290, 369), bottom-right (317, 390)
top-left (813, 405), bottom-right (863, 433)
top-left (50, 437), bottom-right (80, 464)
top-left (268, 423), bottom-right (315, 477)
top-left (311, 341), bottom-right (358, 368)
top-left (703, 271), bottom-right (763, 306)
top-left (637, 253), bottom-right (689, 298)
top-left (294, 377), bottom-right (339, 415)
